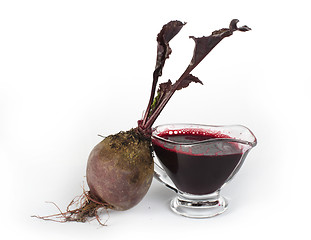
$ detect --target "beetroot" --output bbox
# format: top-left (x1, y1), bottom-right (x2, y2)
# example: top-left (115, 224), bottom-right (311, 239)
top-left (86, 129), bottom-right (153, 211)
top-left (33, 19), bottom-right (250, 225)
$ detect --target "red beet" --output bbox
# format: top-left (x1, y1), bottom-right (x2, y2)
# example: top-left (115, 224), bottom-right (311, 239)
top-left (86, 129), bottom-right (153, 211)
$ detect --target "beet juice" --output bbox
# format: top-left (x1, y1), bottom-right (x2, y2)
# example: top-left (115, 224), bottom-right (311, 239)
top-left (152, 128), bottom-right (243, 195)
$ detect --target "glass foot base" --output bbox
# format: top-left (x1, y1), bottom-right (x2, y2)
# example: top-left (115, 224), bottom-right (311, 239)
top-left (170, 192), bottom-right (228, 218)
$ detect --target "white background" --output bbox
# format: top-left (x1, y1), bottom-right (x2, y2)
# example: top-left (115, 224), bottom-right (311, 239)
top-left (1, 0), bottom-right (310, 239)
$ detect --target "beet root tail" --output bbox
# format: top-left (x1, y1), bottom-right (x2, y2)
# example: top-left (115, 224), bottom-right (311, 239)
top-left (32, 190), bottom-right (112, 226)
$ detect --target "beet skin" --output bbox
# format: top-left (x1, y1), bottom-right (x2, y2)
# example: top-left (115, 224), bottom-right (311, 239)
top-left (86, 129), bottom-right (154, 210)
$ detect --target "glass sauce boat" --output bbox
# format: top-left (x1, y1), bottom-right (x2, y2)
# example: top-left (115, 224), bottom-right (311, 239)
top-left (151, 124), bottom-right (257, 218)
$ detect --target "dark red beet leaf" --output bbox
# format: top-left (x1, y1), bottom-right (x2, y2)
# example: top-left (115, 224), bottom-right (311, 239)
top-left (139, 19), bottom-right (251, 135)
top-left (183, 19), bottom-right (251, 75)
top-left (174, 74), bottom-right (203, 91)
top-left (155, 20), bottom-right (186, 77)
top-left (141, 20), bottom-right (186, 129)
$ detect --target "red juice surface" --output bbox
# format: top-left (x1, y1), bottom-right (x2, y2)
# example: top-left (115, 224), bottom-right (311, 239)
top-left (152, 128), bottom-right (243, 195)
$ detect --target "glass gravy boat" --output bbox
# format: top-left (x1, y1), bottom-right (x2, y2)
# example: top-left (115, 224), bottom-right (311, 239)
top-left (151, 124), bottom-right (257, 218)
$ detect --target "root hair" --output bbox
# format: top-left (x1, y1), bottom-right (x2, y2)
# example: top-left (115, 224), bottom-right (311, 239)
top-left (32, 190), bottom-right (112, 226)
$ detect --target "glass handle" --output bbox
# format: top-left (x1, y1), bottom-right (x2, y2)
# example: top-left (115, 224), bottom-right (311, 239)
top-left (153, 158), bottom-right (178, 193)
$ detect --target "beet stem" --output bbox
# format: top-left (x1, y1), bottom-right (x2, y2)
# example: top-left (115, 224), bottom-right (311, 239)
top-left (141, 70), bottom-right (160, 128)
top-left (143, 67), bottom-right (193, 130)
